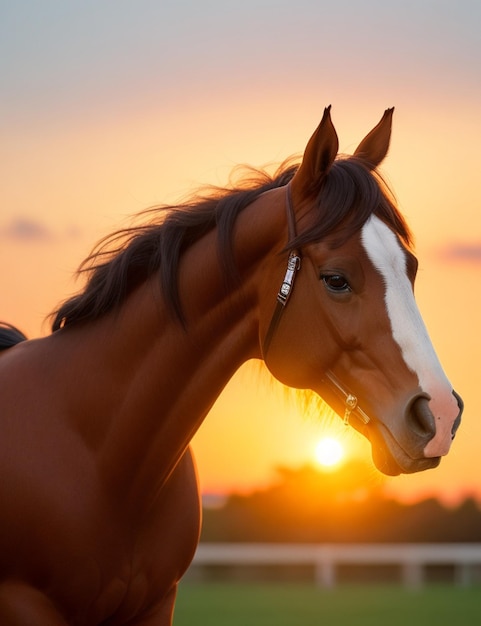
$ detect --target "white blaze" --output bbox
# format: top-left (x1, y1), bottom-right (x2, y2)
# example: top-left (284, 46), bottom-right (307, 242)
top-left (361, 216), bottom-right (458, 457)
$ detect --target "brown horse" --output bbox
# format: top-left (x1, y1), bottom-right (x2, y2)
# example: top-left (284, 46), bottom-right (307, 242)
top-left (0, 107), bottom-right (463, 624)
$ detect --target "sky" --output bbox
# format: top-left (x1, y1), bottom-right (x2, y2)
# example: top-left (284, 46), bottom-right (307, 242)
top-left (1, 0), bottom-right (481, 505)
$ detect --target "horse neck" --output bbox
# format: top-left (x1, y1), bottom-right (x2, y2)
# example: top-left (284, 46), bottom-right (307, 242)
top-left (60, 186), bottom-right (288, 508)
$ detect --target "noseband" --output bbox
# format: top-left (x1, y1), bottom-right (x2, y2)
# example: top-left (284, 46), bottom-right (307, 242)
top-left (262, 183), bottom-right (370, 427)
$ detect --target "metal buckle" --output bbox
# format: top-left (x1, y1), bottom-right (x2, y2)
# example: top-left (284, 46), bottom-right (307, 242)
top-left (277, 251), bottom-right (301, 305)
top-left (324, 371), bottom-right (370, 426)
top-left (343, 394), bottom-right (358, 426)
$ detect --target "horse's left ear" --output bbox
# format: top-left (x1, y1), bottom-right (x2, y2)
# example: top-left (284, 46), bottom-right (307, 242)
top-left (353, 108), bottom-right (394, 169)
top-left (291, 105), bottom-right (339, 203)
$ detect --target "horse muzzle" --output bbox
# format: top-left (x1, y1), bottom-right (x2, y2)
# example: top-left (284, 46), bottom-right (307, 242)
top-left (320, 372), bottom-right (464, 476)
top-left (367, 389), bottom-right (464, 476)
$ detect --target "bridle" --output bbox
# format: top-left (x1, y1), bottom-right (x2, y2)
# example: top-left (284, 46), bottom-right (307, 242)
top-left (262, 183), bottom-right (370, 427)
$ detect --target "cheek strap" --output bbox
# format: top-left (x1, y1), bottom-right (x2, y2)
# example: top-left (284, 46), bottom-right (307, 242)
top-left (262, 183), bottom-right (301, 356)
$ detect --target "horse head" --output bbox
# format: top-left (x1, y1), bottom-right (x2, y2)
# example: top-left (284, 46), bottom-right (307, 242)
top-left (262, 107), bottom-right (463, 476)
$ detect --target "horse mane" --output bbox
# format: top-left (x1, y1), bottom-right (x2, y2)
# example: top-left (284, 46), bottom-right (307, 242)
top-left (0, 322), bottom-right (28, 350)
top-left (50, 157), bottom-right (411, 331)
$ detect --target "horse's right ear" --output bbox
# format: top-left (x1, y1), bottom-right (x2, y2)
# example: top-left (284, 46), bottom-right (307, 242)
top-left (291, 106), bottom-right (339, 204)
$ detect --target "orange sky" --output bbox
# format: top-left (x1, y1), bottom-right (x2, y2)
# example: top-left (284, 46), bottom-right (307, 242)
top-left (1, 2), bottom-right (481, 505)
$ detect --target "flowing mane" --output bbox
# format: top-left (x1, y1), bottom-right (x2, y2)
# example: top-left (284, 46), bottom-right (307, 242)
top-left (51, 156), bottom-right (411, 331)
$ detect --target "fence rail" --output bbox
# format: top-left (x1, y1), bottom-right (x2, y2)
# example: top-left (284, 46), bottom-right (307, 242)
top-left (190, 543), bottom-right (481, 588)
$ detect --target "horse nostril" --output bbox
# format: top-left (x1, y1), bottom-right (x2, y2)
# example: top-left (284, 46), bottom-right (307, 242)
top-left (408, 396), bottom-right (436, 439)
top-left (451, 390), bottom-right (463, 439)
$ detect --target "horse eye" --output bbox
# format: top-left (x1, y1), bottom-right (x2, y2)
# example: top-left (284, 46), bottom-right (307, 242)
top-left (321, 274), bottom-right (351, 293)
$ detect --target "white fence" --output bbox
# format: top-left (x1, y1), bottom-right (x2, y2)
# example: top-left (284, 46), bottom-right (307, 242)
top-left (190, 543), bottom-right (481, 588)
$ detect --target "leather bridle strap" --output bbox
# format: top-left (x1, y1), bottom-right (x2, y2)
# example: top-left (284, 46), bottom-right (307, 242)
top-left (321, 370), bottom-right (370, 426)
top-left (262, 183), bottom-right (301, 356)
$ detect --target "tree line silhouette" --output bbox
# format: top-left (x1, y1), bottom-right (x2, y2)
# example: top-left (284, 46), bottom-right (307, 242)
top-left (200, 462), bottom-right (481, 543)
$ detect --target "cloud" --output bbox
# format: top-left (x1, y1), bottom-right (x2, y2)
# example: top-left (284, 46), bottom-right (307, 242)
top-left (0, 218), bottom-right (83, 243)
top-left (0, 217), bottom-right (54, 242)
top-left (440, 243), bottom-right (481, 263)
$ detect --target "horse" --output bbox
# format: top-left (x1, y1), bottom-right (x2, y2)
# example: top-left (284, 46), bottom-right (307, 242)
top-left (0, 106), bottom-right (463, 624)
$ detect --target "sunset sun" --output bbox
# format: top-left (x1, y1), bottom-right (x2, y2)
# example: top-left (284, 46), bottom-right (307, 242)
top-left (314, 437), bottom-right (345, 469)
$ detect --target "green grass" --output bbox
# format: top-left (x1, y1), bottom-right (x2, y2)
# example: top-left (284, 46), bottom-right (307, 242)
top-left (173, 582), bottom-right (481, 626)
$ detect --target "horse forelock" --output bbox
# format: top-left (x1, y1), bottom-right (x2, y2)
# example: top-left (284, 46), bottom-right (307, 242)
top-left (289, 157), bottom-right (412, 252)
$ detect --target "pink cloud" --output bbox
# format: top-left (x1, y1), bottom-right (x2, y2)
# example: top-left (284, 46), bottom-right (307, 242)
top-left (440, 243), bottom-right (481, 263)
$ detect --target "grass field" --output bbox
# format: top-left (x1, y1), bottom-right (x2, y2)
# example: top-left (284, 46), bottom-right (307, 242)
top-left (173, 582), bottom-right (481, 625)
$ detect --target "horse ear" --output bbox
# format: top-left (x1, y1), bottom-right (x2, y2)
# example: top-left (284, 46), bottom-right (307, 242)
top-left (353, 108), bottom-right (394, 169)
top-left (291, 106), bottom-right (339, 202)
